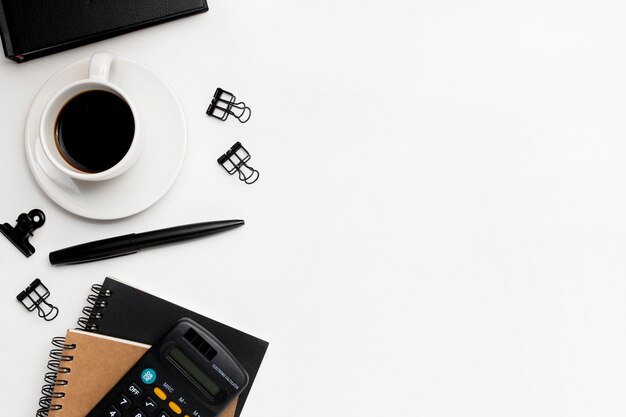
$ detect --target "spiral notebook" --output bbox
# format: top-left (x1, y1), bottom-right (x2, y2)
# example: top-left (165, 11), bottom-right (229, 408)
top-left (42, 329), bottom-right (239, 417)
top-left (44, 329), bottom-right (149, 417)
top-left (37, 277), bottom-right (268, 417)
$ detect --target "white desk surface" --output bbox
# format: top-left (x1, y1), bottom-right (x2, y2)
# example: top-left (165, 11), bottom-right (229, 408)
top-left (2, 1), bottom-right (626, 416)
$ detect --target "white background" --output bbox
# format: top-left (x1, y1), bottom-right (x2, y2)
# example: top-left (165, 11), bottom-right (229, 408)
top-left (1, 0), bottom-right (626, 416)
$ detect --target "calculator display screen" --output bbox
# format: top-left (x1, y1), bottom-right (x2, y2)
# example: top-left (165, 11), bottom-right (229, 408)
top-left (167, 345), bottom-right (221, 396)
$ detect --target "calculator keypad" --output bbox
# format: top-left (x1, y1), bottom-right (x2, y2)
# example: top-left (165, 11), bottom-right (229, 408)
top-left (101, 380), bottom-right (189, 417)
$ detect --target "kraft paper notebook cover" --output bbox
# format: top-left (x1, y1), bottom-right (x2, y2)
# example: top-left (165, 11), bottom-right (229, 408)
top-left (44, 329), bottom-right (239, 417)
top-left (37, 277), bottom-right (268, 417)
top-left (0, 0), bottom-right (208, 62)
top-left (47, 329), bottom-right (149, 417)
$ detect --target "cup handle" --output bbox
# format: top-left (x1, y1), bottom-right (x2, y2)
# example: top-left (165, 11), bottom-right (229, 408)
top-left (88, 52), bottom-right (115, 81)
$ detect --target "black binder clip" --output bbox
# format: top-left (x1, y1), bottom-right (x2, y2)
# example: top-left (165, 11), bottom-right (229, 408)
top-left (0, 209), bottom-right (45, 257)
top-left (206, 88), bottom-right (251, 123)
top-left (217, 142), bottom-right (260, 184)
top-left (17, 279), bottom-right (59, 321)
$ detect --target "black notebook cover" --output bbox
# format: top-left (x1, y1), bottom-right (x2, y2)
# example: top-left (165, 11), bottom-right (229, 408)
top-left (0, 0), bottom-right (208, 62)
top-left (81, 277), bottom-right (268, 417)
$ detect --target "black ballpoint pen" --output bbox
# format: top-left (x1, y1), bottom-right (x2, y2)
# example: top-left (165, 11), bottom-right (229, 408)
top-left (49, 220), bottom-right (244, 265)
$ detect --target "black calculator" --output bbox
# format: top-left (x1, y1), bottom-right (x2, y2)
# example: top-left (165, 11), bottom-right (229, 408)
top-left (87, 318), bottom-right (249, 417)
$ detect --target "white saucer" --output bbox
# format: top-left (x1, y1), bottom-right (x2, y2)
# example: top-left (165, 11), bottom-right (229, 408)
top-left (25, 56), bottom-right (187, 220)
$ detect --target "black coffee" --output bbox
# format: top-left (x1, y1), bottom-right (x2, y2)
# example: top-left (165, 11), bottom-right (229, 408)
top-left (55, 90), bottom-right (135, 173)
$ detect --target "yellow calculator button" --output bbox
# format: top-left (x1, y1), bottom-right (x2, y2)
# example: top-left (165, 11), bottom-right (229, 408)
top-left (153, 387), bottom-right (167, 401)
top-left (169, 401), bottom-right (182, 414)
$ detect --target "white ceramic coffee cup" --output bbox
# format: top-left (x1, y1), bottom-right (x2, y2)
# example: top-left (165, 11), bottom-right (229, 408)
top-left (40, 52), bottom-right (142, 181)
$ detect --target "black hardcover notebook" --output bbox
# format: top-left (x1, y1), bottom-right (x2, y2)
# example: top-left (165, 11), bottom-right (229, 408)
top-left (0, 0), bottom-right (208, 62)
top-left (37, 277), bottom-right (268, 417)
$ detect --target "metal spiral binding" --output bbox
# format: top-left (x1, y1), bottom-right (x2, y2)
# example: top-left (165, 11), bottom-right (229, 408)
top-left (36, 337), bottom-right (76, 417)
top-left (76, 284), bottom-right (112, 331)
top-left (36, 284), bottom-right (113, 416)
